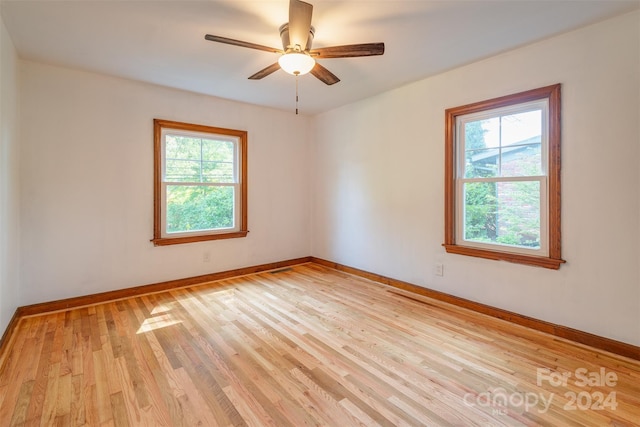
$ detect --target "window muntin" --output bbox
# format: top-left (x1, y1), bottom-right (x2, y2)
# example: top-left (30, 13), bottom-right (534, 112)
top-left (444, 84), bottom-right (564, 269)
top-left (153, 119), bottom-right (247, 246)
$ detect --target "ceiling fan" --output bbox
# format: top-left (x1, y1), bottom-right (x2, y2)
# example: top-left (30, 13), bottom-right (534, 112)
top-left (204, 0), bottom-right (385, 85)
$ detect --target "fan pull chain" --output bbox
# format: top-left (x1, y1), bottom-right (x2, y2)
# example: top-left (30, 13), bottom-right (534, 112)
top-left (295, 72), bottom-right (299, 115)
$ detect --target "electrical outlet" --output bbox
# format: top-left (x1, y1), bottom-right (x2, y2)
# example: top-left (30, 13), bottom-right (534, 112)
top-left (434, 263), bottom-right (444, 276)
top-left (203, 251), bottom-right (211, 263)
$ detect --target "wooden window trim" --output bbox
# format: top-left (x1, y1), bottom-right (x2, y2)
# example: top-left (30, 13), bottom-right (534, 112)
top-left (443, 84), bottom-right (565, 269)
top-left (152, 119), bottom-right (248, 246)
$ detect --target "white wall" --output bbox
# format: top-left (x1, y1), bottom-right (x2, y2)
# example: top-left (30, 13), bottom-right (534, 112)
top-left (312, 11), bottom-right (640, 346)
top-left (19, 62), bottom-right (311, 305)
top-left (0, 17), bottom-right (20, 335)
top-left (10, 9), bottom-right (640, 348)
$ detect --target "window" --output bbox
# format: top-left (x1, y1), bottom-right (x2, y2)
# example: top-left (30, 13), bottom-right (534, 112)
top-left (444, 84), bottom-right (564, 269)
top-left (152, 119), bottom-right (247, 246)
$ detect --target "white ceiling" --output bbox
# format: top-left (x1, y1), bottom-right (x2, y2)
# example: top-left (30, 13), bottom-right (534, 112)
top-left (2, 0), bottom-right (638, 115)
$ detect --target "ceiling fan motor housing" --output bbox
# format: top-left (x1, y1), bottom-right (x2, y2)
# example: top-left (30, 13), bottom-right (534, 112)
top-left (279, 23), bottom-right (315, 52)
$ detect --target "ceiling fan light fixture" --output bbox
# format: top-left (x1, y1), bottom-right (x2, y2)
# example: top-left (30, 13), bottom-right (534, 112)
top-left (278, 52), bottom-right (315, 76)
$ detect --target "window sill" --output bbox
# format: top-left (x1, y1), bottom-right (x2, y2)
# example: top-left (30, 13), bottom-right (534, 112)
top-left (152, 230), bottom-right (249, 246)
top-left (443, 244), bottom-right (565, 269)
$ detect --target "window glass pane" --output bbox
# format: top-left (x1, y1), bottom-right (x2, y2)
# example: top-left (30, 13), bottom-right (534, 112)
top-left (465, 118), bottom-right (498, 148)
top-left (165, 135), bottom-right (201, 182)
top-left (166, 185), bottom-right (234, 233)
top-left (201, 139), bottom-right (235, 183)
top-left (463, 182), bottom-right (498, 242)
top-left (166, 135), bottom-right (200, 160)
top-left (500, 143), bottom-right (542, 177)
top-left (165, 135), bottom-right (236, 183)
top-left (201, 160), bottom-right (234, 183)
top-left (165, 158), bottom-right (200, 182)
top-left (501, 110), bottom-right (541, 147)
top-left (464, 181), bottom-right (540, 249)
top-left (465, 148), bottom-right (499, 178)
top-left (500, 110), bottom-right (542, 177)
top-left (464, 118), bottom-right (498, 178)
top-left (202, 139), bottom-right (234, 162)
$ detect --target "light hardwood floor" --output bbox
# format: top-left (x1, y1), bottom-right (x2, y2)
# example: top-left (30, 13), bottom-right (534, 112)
top-left (0, 263), bottom-right (638, 426)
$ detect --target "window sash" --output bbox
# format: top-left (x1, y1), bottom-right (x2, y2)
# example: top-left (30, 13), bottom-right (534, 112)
top-left (160, 182), bottom-right (241, 238)
top-left (160, 128), bottom-right (241, 238)
top-left (456, 100), bottom-right (549, 180)
top-left (161, 128), bottom-right (239, 185)
top-left (456, 176), bottom-right (549, 256)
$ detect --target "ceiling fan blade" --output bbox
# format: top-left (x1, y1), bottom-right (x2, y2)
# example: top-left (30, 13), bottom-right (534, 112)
top-left (310, 43), bottom-right (385, 58)
top-left (310, 63), bottom-right (340, 85)
top-left (288, 0), bottom-right (313, 50)
top-left (205, 34), bottom-right (283, 54)
top-left (248, 63), bottom-right (282, 80)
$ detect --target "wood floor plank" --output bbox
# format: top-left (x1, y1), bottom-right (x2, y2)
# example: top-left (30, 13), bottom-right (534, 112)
top-left (92, 348), bottom-right (114, 424)
top-left (1, 263), bottom-right (639, 426)
top-left (80, 333), bottom-right (97, 426)
top-left (110, 391), bottom-right (130, 427)
top-left (38, 362), bottom-right (60, 426)
top-left (136, 331), bottom-right (187, 424)
top-left (68, 374), bottom-right (85, 426)
top-left (55, 367), bottom-right (72, 419)
top-left (113, 353), bottom-right (170, 426)
top-left (173, 366), bottom-right (223, 426)
top-left (9, 379), bottom-right (34, 426)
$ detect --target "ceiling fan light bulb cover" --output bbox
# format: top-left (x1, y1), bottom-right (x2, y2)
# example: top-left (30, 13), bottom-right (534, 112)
top-left (278, 53), bottom-right (315, 75)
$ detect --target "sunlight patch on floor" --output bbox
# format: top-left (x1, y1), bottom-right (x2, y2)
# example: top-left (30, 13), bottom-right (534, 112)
top-left (136, 314), bottom-right (182, 333)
